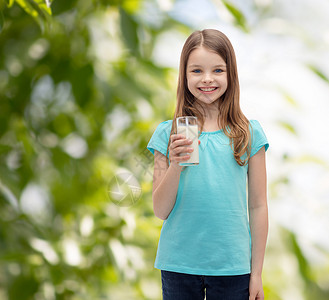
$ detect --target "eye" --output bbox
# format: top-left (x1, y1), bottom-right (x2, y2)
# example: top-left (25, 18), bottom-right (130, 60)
top-left (192, 69), bottom-right (201, 73)
top-left (214, 69), bottom-right (223, 73)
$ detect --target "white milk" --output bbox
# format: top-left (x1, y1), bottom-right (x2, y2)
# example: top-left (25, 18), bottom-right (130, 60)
top-left (177, 124), bottom-right (199, 166)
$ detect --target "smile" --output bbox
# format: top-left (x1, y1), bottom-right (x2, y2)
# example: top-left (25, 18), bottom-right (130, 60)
top-left (198, 87), bottom-right (218, 92)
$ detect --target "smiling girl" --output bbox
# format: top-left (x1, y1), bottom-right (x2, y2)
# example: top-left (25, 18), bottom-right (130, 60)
top-left (147, 29), bottom-right (269, 300)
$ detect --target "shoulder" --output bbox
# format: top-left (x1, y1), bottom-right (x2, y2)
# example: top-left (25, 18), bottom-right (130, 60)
top-left (249, 119), bottom-right (267, 136)
top-left (150, 119), bottom-right (173, 142)
top-left (158, 119), bottom-right (173, 128)
top-left (248, 119), bottom-right (269, 156)
top-left (153, 119), bottom-right (173, 135)
top-left (249, 119), bottom-right (261, 129)
top-left (147, 120), bottom-right (173, 156)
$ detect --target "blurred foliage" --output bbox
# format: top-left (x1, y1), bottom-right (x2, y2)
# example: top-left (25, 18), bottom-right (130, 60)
top-left (0, 0), bottom-right (328, 299)
top-left (222, 0), bottom-right (249, 32)
top-left (0, 0), bottom-right (185, 299)
top-left (0, 0), bottom-right (52, 33)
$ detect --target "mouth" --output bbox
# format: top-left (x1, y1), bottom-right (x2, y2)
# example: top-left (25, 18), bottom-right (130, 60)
top-left (198, 87), bottom-right (218, 92)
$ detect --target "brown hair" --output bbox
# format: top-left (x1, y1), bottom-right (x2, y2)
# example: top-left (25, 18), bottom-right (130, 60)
top-left (165, 29), bottom-right (251, 167)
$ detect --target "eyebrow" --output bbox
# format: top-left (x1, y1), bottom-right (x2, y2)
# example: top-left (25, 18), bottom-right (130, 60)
top-left (187, 64), bottom-right (226, 68)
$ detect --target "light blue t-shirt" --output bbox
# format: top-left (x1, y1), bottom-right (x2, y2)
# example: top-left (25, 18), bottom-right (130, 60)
top-left (147, 119), bottom-right (269, 276)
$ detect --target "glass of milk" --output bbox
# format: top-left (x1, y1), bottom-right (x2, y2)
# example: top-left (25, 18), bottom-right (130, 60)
top-left (176, 116), bottom-right (199, 166)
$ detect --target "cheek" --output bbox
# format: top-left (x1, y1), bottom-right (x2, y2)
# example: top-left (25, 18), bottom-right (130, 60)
top-left (222, 81), bottom-right (228, 91)
top-left (186, 76), bottom-right (195, 91)
top-left (221, 77), bottom-right (228, 91)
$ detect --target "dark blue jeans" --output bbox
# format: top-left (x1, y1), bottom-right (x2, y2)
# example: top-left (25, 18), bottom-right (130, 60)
top-left (161, 270), bottom-right (250, 300)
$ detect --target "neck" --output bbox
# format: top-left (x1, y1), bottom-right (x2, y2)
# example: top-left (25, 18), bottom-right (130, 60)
top-left (194, 100), bottom-right (220, 121)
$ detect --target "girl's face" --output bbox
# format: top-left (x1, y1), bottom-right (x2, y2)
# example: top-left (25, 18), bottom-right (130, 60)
top-left (186, 46), bottom-right (228, 106)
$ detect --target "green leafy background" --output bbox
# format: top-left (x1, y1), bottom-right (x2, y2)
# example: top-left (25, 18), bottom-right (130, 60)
top-left (0, 0), bottom-right (328, 299)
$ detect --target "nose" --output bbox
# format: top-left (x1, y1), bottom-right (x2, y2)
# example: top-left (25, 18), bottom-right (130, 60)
top-left (202, 72), bottom-right (213, 84)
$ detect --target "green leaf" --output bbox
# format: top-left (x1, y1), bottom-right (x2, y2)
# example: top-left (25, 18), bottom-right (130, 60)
top-left (119, 7), bottom-right (139, 56)
top-left (122, 0), bottom-right (140, 14)
top-left (6, 0), bottom-right (15, 8)
top-left (279, 89), bottom-right (298, 107)
top-left (307, 64), bottom-right (329, 84)
top-left (278, 120), bottom-right (298, 135)
top-left (222, 0), bottom-right (249, 32)
top-left (284, 94), bottom-right (298, 106)
top-left (34, 0), bottom-right (52, 15)
top-left (15, 0), bottom-right (52, 19)
top-left (288, 232), bottom-right (311, 280)
top-left (15, 0), bottom-right (39, 18)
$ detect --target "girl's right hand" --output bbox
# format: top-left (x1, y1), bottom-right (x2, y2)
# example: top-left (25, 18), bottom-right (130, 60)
top-left (169, 134), bottom-right (194, 171)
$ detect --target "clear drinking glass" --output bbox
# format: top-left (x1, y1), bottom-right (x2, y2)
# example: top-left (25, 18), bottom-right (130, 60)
top-left (176, 116), bottom-right (199, 166)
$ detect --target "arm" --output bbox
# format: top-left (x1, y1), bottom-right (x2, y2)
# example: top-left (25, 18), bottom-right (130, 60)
top-left (247, 146), bottom-right (268, 300)
top-left (152, 150), bottom-right (182, 220)
top-left (152, 135), bottom-right (198, 220)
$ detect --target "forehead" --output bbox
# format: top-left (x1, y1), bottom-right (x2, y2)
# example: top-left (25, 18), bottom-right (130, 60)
top-left (187, 47), bottom-right (226, 66)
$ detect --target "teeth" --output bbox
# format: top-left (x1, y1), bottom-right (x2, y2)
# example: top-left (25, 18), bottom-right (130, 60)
top-left (200, 87), bottom-right (216, 91)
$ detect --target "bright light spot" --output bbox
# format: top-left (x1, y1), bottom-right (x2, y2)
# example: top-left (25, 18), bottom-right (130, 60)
top-left (87, 11), bottom-right (121, 68)
top-left (31, 75), bottom-right (55, 105)
top-left (109, 239), bottom-right (127, 270)
top-left (63, 239), bottom-right (82, 266)
top-left (157, 0), bottom-right (174, 11)
top-left (109, 239), bottom-right (144, 280)
top-left (103, 105), bottom-right (131, 142)
top-left (20, 184), bottom-right (52, 222)
top-left (152, 30), bottom-right (186, 68)
top-left (39, 131), bottom-right (59, 148)
top-left (80, 215), bottom-right (94, 236)
top-left (254, 0), bottom-right (272, 7)
top-left (6, 57), bottom-right (23, 77)
top-left (54, 81), bottom-right (72, 106)
top-left (262, 18), bottom-right (292, 34)
top-left (61, 133), bottom-right (88, 159)
top-left (136, 98), bottom-right (153, 120)
top-left (30, 238), bottom-right (59, 264)
top-left (43, 282), bottom-right (55, 300)
top-left (6, 150), bottom-right (21, 170)
top-left (126, 245), bottom-right (145, 270)
top-left (324, 30), bottom-right (329, 45)
top-left (140, 278), bottom-right (160, 299)
top-left (28, 39), bottom-right (50, 60)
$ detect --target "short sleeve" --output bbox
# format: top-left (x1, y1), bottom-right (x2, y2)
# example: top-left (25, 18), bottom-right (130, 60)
top-left (147, 120), bottom-right (173, 157)
top-left (249, 120), bottom-right (269, 158)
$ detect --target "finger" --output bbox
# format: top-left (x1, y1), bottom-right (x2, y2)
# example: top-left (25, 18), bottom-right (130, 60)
top-left (170, 134), bottom-right (182, 143)
top-left (179, 139), bottom-right (193, 147)
top-left (172, 139), bottom-right (193, 150)
top-left (171, 154), bottom-right (190, 163)
top-left (180, 154), bottom-right (190, 161)
top-left (177, 146), bottom-right (194, 154)
top-left (171, 134), bottom-right (189, 144)
top-left (170, 140), bottom-right (190, 153)
top-left (170, 147), bottom-right (191, 160)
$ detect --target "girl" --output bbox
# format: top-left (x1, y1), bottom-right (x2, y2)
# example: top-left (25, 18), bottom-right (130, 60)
top-left (147, 29), bottom-right (269, 300)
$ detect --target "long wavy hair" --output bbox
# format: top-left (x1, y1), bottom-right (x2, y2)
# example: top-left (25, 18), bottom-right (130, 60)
top-left (165, 29), bottom-right (251, 168)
